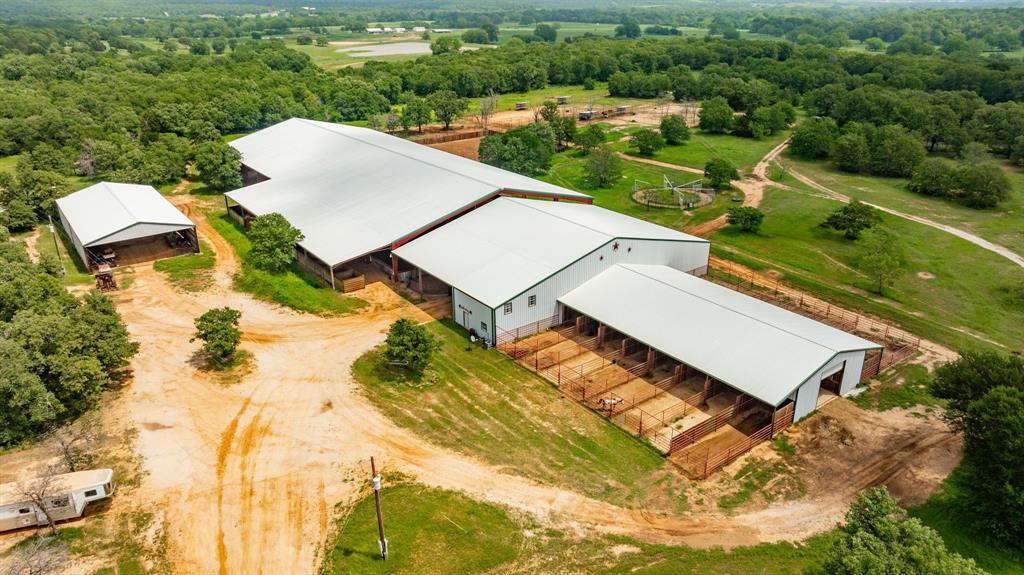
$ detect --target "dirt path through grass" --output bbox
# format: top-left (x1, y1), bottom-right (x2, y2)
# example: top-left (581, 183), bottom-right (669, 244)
top-left (112, 194), bottom-right (957, 574)
top-left (787, 167), bottom-right (1024, 269)
top-left (686, 139), bottom-right (791, 237)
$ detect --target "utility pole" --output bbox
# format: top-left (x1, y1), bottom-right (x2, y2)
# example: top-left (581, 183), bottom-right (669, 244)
top-left (47, 215), bottom-right (66, 276)
top-left (371, 456), bottom-right (388, 560)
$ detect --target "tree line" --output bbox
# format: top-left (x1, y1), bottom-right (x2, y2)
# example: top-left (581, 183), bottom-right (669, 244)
top-left (0, 230), bottom-right (137, 446)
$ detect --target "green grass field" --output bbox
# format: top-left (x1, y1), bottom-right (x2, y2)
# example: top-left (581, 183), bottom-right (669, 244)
top-left (542, 153), bottom-right (734, 232)
top-left (852, 363), bottom-right (943, 412)
top-left (352, 320), bottom-right (693, 514)
top-left (710, 183), bottom-right (1024, 350)
top-left (613, 130), bottom-right (791, 172)
top-left (911, 478), bottom-right (1024, 575)
top-left (0, 154), bottom-right (19, 175)
top-left (35, 222), bottom-right (94, 285)
top-left (782, 156), bottom-right (1024, 257)
top-left (464, 82), bottom-right (646, 115)
top-left (152, 240), bottom-right (216, 292)
top-left (206, 208), bottom-right (366, 316)
top-left (324, 480), bottom-right (835, 575)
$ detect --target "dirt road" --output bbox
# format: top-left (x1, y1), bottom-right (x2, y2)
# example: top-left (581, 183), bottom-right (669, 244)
top-left (109, 196), bottom-right (958, 574)
top-left (786, 167), bottom-right (1024, 270)
top-left (685, 139), bottom-right (790, 237)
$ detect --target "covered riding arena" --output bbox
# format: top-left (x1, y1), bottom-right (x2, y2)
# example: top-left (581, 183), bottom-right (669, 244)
top-left (224, 118), bottom-right (591, 295)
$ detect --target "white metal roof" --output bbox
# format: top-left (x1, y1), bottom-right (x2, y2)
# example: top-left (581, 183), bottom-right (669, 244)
top-left (55, 182), bottom-right (193, 247)
top-left (226, 118), bottom-right (590, 267)
top-left (558, 264), bottom-right (881, 406)
top-left (1, 469), bottom-right (113, 504)
top-left (393, 197), bottom-right (707, 307)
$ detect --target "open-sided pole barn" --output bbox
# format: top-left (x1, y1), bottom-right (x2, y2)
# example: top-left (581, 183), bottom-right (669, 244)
top-left (55, 182), bottom-right (198, 271)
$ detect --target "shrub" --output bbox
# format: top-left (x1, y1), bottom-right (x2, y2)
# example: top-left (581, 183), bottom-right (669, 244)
top-left (726, 206), bottom-right (765, 233)
top-left (383, 318), bottom-right (440, 373)
top-left (629, 128), bottom-right (665, 157)
top-left (247, 213), bottom-right (304, 274)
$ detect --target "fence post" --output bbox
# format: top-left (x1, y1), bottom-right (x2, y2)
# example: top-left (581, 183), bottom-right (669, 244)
top-left (638, 411), bottom-right (643, 436)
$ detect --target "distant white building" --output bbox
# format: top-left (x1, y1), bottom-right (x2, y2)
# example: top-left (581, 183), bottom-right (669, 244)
top-left (432, 28), bottom-right (453, 33)
top-left (366, 27), bottom-right (383, 34)
top-left (412, 26), bottom-right (427, 33)
top-left (394, 27), bottom-right (407, 33)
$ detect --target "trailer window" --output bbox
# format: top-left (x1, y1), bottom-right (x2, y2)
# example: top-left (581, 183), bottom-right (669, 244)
top-left (85, 489), bottom-right (98, 497)
top-left (18, 508), bottom-right (30, 514)
top-left (49, 496), bottom-right (69, 508)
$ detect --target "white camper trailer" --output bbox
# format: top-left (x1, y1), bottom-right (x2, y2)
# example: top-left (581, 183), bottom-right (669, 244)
top-left (0, 469), bottom-right (115, 532)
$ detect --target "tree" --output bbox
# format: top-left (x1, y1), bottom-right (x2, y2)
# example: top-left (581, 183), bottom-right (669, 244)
top-left (401, 94), bottom-right (432, 132)
top-left (864, 37), bottom-right (885, 51)
top-left (703, 157), bottom-right (739, 188)
top-left (533, 24), bottom-right (558, 43)
top-left (931, 351), bottom-right (1024, 428)
top-left (428, 90), bottom-right (468, 130)
top-left (956, 163), bottom-right (1012, 209)
top-left (629, 128), bottom-right (665, 157)
top-left (584, 146), bottom-right (622, 188)
top-left (869, 125), bottom-right (926, 177)
top-left (615, 21), bottom-right (642, 39)
top-left (190, 41), bottom-right (210, 55)
top-left (698, 97), bottom-right (735, 134)
top-left (0, 533), bottom-right (70, 575)
top-left (17, 467), bottom-right (67, 536)
top-left (479, 123), bottom-right (556, 176)
top-left (959, 386), bottom-right (1024, 547)
top-left (0, 339), bottom-right (58, 446)
top-left (296, 35), bottom-right (313, 46)
top-left (660, 114), bottom-right (690, 145)
top-left (481, 23), bottom-right (499, 43)
top-left (727, 207), bottom-right (765, 233)
top-left (191, 307), bottom-right (242, 366)
top-left (859, 228), bottom-right (903, 295)
top-left (908, 158), bottom-right (958, 197)
top-left (461, 29), bottom-right (489, 44)
top-left (576, 123), bottom-right (606, 155)
top-left (821, 200), bottom-right (878, 240)
top-left (791, 117), bottom-right (838, 159)
top-left (807, 487), bottom-right (983, 575)
top-left (832, 132), bottom-right (871, 173)
top-left (248, 213), bottom-right (303, 273)
top-left (430, 36), bottom-right (461, 55)
top-left (49, 416), bottom-right (100, 473)
top-left (383, 318), bottom-right (440, 373)
top-left (477, 90), bottom-right (498, 132)
top-left (192, 141), bottom-right (242, 191)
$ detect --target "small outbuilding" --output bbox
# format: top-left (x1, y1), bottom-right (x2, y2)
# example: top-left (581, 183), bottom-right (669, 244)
top-left (55, 182), bottom-right (198, 270)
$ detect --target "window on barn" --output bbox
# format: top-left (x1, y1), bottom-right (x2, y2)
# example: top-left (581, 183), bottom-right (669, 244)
top-left (480, 322), bottom-right (488, 332)
top-left (528, 295), bottom-right (536, 307)
top-left (85, 489), bottom-right (98, 497)
top-left (503, 302), bottom-right (512, 314)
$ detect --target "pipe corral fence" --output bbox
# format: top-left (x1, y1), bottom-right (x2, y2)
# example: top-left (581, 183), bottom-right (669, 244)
top-left (492, 258), bottom-right (919, 479)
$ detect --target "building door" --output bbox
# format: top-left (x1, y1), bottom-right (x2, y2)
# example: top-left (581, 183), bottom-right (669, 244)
top-left (820, 362), bottom-right (845, 394)
top-left (461, 309), bottom-right (469, 330)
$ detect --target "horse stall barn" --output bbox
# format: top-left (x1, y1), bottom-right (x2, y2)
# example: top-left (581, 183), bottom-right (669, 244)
top-left (223, 118), bottom-right (591, 293)
top-left (55, 182), bottom-right (198, 271)
top-left (392, 197), bottom-right (711, 345)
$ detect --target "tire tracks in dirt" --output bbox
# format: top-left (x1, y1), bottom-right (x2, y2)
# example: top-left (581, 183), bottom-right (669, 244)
top-left (117, 193), bottom-right (958, 574)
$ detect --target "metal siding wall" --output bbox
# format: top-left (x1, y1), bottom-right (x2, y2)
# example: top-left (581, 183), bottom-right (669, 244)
top-left (57, 205), bottom-right (88, 266)
top-left (497, 239), bottom-right (709, 334)
top-left (453, 288), bottom-right (495, 343)
top-left (793, 374), bottom-right (821, 422)
top-left (837, 350), bottom-right (866, 395)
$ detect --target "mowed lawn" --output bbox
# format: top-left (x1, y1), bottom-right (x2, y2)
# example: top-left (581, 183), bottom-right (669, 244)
top-left (206, 206), bottom-right (366, 315)
top-left (710, 184), bottom-right (1024, 350)
top-left (541, 153), bottom-right (734, 232)
top-left (613, 129), bottom-right (792, 172)
top-left (352, 320), bottom-right (692, 515)
top-left (783, 156), bottom-right (1024, 257)
top-left (324, 480), bottom-right (834, 575)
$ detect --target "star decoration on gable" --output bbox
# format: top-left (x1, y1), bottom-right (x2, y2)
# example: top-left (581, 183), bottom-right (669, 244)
top-left (613, 241), bottom-right (620, 251)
